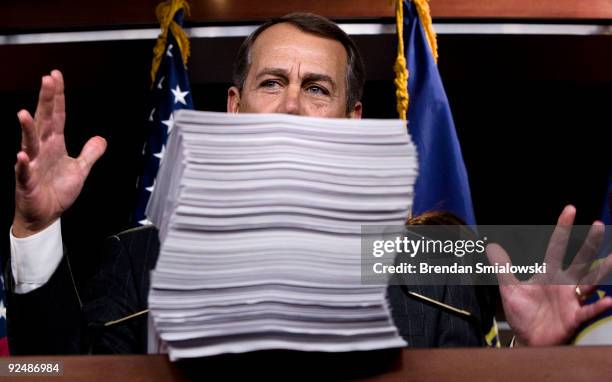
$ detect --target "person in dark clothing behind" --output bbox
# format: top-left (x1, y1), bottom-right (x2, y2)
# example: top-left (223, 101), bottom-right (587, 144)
top-left (388, 211), bottom-right (498, 348)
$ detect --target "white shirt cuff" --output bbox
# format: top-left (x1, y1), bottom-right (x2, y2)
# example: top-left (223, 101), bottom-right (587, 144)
top-left (10, 219), bottom-right (64, 294)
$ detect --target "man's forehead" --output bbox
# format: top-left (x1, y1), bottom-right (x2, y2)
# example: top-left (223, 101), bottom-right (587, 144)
top-left (248, 23), bottom-right (348, 73)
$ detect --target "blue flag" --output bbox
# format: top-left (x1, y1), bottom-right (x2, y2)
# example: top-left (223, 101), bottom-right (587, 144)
top-left (402, 0), bottom-right (476, 225)
top-left (0, 274), bottom-right (7, 355)
top-left (574, 174), bottom-right (612, 344)
top-left (602, 174), bottom-right (612, 225)
top-left (134, 6), bottom-right (193, 225)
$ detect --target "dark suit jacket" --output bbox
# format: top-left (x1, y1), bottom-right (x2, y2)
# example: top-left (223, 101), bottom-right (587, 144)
top-left (6, 226), bottom-right (487, 354)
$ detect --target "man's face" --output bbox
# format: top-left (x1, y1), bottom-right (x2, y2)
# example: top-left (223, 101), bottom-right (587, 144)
top-left (227, 23), bottom-right (362, 119)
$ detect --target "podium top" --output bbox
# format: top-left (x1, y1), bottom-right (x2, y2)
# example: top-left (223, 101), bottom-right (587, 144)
top-left (5, 346), bottom-right (612, 381)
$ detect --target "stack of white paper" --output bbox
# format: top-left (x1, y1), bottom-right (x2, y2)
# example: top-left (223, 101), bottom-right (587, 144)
top-left (147, 110), bottom-right (417, 360)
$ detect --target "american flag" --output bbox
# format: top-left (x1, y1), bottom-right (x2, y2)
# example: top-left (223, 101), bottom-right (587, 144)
top-left (134, 3), bottom-right (193, 225)
top-left (0, 274), bottom-right (8, 355)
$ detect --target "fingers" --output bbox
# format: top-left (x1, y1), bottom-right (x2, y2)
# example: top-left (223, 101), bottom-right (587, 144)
top-left (15, 151), bottom-right (32, 188)
top-left (77, 136), bottom-right (107, 176)
top-left (568, 222), bottom-right (605, 279)
top-left (485, 243), bottom-right (519, 284)
top-left (580, 252), bottom-right (612, 287)
top-left (17, 109), bottom-right (39, 158)
top-left (18, 70), bottom-right (64, 156)
top-left (576, 296), bottom-right (612, 326)
top-left (544, 205), bottom-right (576, 269)
top-left (34, 75), bottom-right (57, 141)
top-left (557, 204), bottom-right (576, 226)
top-left (50, 70), bottom-right (66, 134)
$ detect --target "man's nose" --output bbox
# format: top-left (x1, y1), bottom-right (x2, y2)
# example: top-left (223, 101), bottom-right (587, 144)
top-left (278, 85), bottom-right (301, 115)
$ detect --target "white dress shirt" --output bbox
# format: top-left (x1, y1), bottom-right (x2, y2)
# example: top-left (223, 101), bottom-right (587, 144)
top-left (9, 219), bottom-right (63, 294)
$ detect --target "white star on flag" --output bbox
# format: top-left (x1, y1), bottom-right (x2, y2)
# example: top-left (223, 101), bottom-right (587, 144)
top-left (171, 84), bottom-right (189, 105)
top-left (134, 9), bottom-right (194, 227)
top-left (154, 145), bottom-right (166, 161)
top-left (0, 300), bottom-right (5, 320)
top-left (162, 114), bottom-right (174, 133)
top-left (146, 179), bottom-right (156, 193)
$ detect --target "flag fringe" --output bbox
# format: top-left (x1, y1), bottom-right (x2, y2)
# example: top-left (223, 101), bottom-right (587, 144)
top-left (393, 0), bottom-right (439, 120)
top-left (485, 318), bottom-right (501, 348)
top-left (150, 0), bottom-right (191, 87)
top-left (393, 0), bottom-right (409, 120)
top-left (413, 0), bottom-right (438, 63)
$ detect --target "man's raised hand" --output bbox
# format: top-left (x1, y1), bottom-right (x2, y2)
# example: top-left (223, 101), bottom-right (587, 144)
top-left (486, 205), bottom-right (612, 346)
top-left (13, 70), bottom-right (107, 237)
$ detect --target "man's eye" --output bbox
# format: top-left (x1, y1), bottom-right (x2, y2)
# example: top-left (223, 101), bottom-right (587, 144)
top-left (260, 80), bottom-right (280, 89)
top-left (305, 85), bottom-right (328, 96)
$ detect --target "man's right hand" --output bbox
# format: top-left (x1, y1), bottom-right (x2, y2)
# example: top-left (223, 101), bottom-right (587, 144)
top-left (12, 70), bottom-right (107, 238)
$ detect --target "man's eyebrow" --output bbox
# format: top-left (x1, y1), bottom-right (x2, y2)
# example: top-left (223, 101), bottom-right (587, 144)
top-left (302, 73), bottom-right (337, 91)
top-left (254, 68), bottom-right (290, 81)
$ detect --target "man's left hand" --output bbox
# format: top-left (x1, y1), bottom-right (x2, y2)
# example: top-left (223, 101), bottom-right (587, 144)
top-left (487, 205), bottom-right (612, 346)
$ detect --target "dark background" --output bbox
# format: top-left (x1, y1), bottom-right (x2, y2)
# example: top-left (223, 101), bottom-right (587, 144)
top-left (0, 29), bottom-right (610, 284)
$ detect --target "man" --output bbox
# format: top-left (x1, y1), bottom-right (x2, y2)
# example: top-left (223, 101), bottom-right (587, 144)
top-left (7, 13), bottom-right (612, 354)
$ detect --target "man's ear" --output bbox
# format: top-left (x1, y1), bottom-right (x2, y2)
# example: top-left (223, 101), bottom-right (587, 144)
top-left (348, 101), bottom-right (363, 119)
top-left (227, 86), bottom-right (241, 113)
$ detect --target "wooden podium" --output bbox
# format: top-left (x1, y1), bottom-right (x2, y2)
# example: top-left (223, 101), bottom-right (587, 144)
top-left (7, 346), bottom-right (612, 381)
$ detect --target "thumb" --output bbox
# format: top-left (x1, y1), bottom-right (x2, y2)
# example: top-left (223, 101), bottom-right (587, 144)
top-left (576, 296), bottom-right (612, 327)
top-left (77, 136), bottom-right (107, 176)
